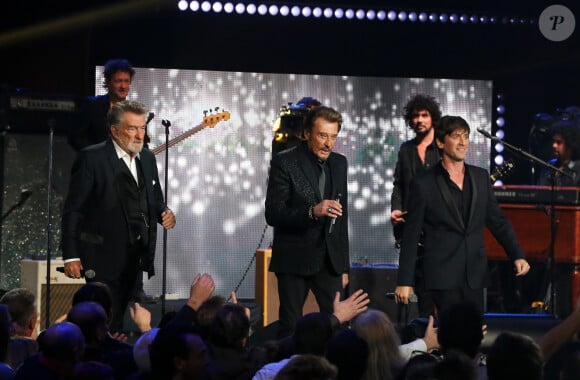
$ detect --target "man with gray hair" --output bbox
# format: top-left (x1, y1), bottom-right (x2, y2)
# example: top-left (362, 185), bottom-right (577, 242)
top-left (61, 100), bottom-right (176, 332)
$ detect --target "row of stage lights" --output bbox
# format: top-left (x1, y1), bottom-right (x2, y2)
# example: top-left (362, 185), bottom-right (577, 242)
top-left (493, 94), bottom-right (507, 185)
top-left (177, 1), bottom-right (535, 25)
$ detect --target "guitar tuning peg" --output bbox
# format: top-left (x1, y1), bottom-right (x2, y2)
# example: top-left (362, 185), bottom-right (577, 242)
top-left (203, 110), bottom-right (208, 116)
top-left (214, 107), bottom-right (220, 112)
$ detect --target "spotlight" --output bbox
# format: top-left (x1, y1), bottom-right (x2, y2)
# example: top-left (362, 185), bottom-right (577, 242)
top-left (495, 130), bottom-right (505, 139)
top-left (398, 11), bottom-right (407, 21)
top-left (495, 143), bottom-right (504, 153)
top-left (366, 10), bottom-right (376, 20)
top-left (268, 4), bottom-right (278, 16)
top-left (387, 10), bottom-right (397, 21)
top-left (302, 6), bottom-right (311, 17)
top-left (344, 9), bottom-right (354, 19)
top-left (419, 12), bottom-right (428, 22)
top-left (496, 105), bottom-right (505, 114)
top-left (460, 14), bottom-right (468, 23)
top-left (377, 10), bottom-right (386, 20)
top-left (450, 14), bottom-right (458, 23)
top-left (235, 2), bottom-right (245, 14)
top-left (246, 3), bottom-right (256, 15)
top-left (291, 5), bottom-right (300, 16)
top-left (335, 8), bottom-right (345, 19)
top-left (201, 1), bottom-right (211, 12)
top-left (280, 5), bottom-right (289, 16)
top-left (429, 13), bottom-right (437, 22)
top-left (470, 15), bottom-right (478, 23)
top-left (439, 13), bottom-right (449, 23)
top-left (224, 2), bottom-right (234, 13)
top-left (323, 7), bottom-right (333, 18)
top-left (496, 117), bottom-right (505, 127)
top-left (480, 15), bottom-right (488, 23)
top-left (178, 0), bottom-right (188, 11)
top-left (212, 2), bottom-right (223, 12)
top-left (494, 155), bottom-right (504, 165)
top-left (313, 7), bottom-right (322, 17)
top-left (408, 12), bottom-right (417, 22)
top-left (190, 1), bottom-right (200, 11)
top-left (257, 4), bottom-right (267, 15)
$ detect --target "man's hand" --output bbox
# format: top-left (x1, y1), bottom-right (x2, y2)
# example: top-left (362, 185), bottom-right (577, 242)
top-left (187, 273), bottom-right (215, 311)
top-left (129, 302), bottom-right (152, 333)
top-left (313, 199), bottom-right (343, 219)
top-left (514, 259), bottom-right (530, 276)
top-left (342, 273), bottom-right (349, 289)
top-left (161, 209), bottom-right (176, 229)
top-left (332, 289), bottom-right (370, 324)
top-left (390, 210), bottom-right (407, 226)
top-left (394, 285), bottom-right (414, 304)
top-left (64, 260), bottom-right (84, 279)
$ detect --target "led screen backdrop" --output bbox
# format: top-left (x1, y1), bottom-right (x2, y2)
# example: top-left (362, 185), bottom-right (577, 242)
top-left (95, 67), bottom-right (493, 299)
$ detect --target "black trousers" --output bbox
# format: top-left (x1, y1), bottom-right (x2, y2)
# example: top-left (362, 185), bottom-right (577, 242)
top-left (276, 260), bottom-right (343, 338)
top-left (431, 286), bottom-right (484, 317)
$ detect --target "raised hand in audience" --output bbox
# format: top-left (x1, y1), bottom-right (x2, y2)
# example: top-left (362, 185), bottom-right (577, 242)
top-left (332, 289), bottom-right (370, 324)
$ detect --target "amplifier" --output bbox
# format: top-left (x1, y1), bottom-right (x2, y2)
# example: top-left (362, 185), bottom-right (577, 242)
top-left (20, 259), bottom-right (85, 331)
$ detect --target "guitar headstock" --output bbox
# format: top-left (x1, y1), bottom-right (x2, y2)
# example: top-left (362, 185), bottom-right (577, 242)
top-left (203, 108), bottom-right (231, 128)
top-left (490, 160), bottom-right (515, 182)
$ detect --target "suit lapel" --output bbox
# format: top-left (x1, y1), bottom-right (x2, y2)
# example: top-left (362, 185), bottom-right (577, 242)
top-left (297, 145), bottom-right (323, 202)
top-left (435, 170), bottom-right (465, 231)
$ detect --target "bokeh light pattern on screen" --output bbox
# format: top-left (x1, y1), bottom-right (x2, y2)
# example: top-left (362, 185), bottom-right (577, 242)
top-left (96, 67), bottom-right (492, 299)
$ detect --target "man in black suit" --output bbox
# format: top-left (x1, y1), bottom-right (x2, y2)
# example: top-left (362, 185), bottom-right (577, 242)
top-left (61, 100), bottom-right (176, 332)
top-left (391, 94), bottom-right (442, 317)
top-left (265, 106), bottom-right (349, 338)
top-left (394, 115), bottom-right (530, 315)
top-left (68, 58), bottom-right (135, 151)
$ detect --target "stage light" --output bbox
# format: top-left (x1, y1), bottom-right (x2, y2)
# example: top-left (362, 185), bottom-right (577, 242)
top-left (494, 155), bottom-right (504, 165)
top-left (408, 12), bottom-right (417, 22)
top-left (496, 105), bottom-right (505, 114)
top-left (398, 11), bottom-right (407, 21)
top-left (323, 7), bottom-right (333, 18)
top-left (302, 6), bottom-right (311, 17)
top-left (291, 5), bottom-right (300, 16)
top-left (387, 10), bottom-right (397, 21)
top-left (450, 14), bottom-right (458, 23)
top-left (190, 1), bottom-right (200, 11)
top-left (224, 2), bottom-right (234, 13)
top-left (212, 2), bottom-right (223, 12)
top-left (335, 8), bottom-right (345, 19)
top-left (344, 9), bottom-right (354, 19)
top-left (496, 130), bottom-right (505, 139)
top-left (419, 12), bottom-right (428, 22)
top-left (201, 1), bottom-right (211, 12)
top-left (460, 14), bottom-right (468, 23)
top-left (480, 15), bottom-right (488, 23)
top-left (439, 13), bottom-right (449, 23)
top-left (178, 0), bottom-right (188, 11)
top-left (495, 143), bottom-right (504, 153)
top-left (257, 4), bottom-right (267, 15)
top-left (268, 4), bottom-right (278, 15)
top-left (357, 9), bottom-right (366, 20)
top-left (490, 16), bottom-right (497, 23)
top-left (280, 5), bottom-right (289, 16)
top-left (377, 10), bottom-right (386, 21)
top-left (235, 3), bottom-right (245, 14)
top-left (496, 117), bottom-right (505, 128)
top-left (366, 10), bottom-right (376, 20)
top-left (313, 7), bottom-right (322, 17)
top-left (429, 13), bottom-right (437, 22)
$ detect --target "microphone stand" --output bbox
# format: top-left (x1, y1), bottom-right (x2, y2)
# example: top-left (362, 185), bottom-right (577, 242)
top-left (45, 118), bottom-right (56, 329)
top-left (478, 129), bottom-right (573, 316)
top-left (160, 119), bottom-right (171, 316)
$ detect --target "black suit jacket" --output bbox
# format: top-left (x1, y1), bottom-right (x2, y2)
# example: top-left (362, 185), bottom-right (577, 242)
top-left (265, 142), bottom-right (349, 276)
top-left (68, 94), bottom-right (110, 151)
top-left (397, 162), bottom-right (525, 290)
top-left (61, 139), bottom-right (167, 281)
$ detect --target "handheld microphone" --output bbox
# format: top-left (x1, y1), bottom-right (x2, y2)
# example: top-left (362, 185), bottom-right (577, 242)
top-left (328, 193), bottom-right (342, 234)
top-left (385, 292), bottom-right (418, 303)
top-left (146, 112), bottom-right (155, 125)
top-left (56, 267), bottom-right (95, 279)
top-left (476, 128), bottom-right (494, 140)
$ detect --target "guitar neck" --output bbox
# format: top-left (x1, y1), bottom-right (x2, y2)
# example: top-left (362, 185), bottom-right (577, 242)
top-left (151, 122), bottom-right (208, 155)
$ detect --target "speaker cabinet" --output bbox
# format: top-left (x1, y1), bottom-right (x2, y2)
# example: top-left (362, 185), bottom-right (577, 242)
top-left (20, 259), bottom-right (85, 331)
top-left (349, 264), bottom-right (419, 327)
top-left (255, 249), bottom-right (319, 327)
